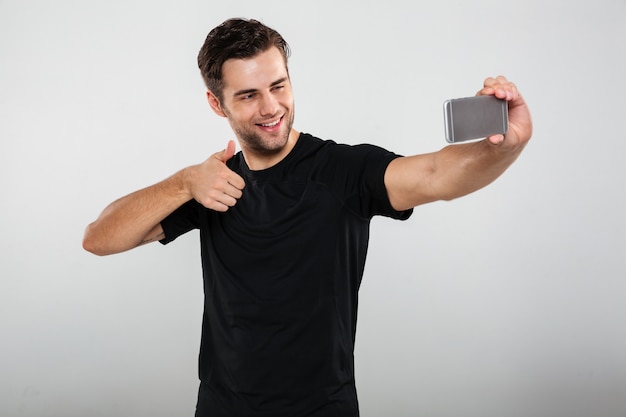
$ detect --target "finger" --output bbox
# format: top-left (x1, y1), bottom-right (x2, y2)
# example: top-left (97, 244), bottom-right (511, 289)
top-left (215, 171), bottom-right (245, 200)
top-left (484, 75), bottom-right (510, 87)
top-left (198, 189), bottom-right (239, 211)
top-left (495, 75), bottom-right (510, 84)
top-left (205, 200), bottom-right (230, 213)
top-left (217, 140), bottom-right (237, 163)
top-left (480, 76), bottom-right (518, 101)
top-left (494, 76), bottom-right (518, 101)
top-left (223, 181), bottom-right (244, 200)
top-left (476, 86), bottom-right (495, 97)
top-left (477, 76), bottom-right (498, 96)
top-left (226, 172), bottom-right (246, 191)
top-left (483, 76), bottom-right (499, 88)
top-left (506, 82), bottom-right (519, 100)
top-left (217, 192), bottom-right (239, 208)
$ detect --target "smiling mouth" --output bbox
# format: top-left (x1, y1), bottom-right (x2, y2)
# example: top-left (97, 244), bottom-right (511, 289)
top-left (257, 116), bottom-right (282, 128)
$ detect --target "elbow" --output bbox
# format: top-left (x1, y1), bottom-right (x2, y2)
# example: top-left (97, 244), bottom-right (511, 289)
top-left (82, 224), bottom-right (111, 256)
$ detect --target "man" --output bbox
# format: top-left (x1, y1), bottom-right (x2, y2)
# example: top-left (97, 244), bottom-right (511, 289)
top-left (83, 18), bottom-right (532, 417)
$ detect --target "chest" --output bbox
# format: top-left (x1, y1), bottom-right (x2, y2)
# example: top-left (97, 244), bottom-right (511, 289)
top-left (202, 180), bottom-right (344, 299)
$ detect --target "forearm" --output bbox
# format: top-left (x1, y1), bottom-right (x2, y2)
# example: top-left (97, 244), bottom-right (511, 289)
top-left (82, 169), bottom-right (191, 256)
top-left (431, 139), bottom-right (525, 200)
top-left (386, 139), bottom-right (526, 210)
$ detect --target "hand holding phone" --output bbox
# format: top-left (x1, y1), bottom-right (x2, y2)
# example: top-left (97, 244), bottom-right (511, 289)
top-left (443, 95), bottom-right (508, 143)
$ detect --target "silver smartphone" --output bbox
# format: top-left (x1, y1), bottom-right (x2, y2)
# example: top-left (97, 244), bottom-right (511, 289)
top-left (443, 95), bottom-right (508, 143)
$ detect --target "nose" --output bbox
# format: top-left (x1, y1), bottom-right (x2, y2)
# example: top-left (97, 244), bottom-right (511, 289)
top-left (259, 93), bottom-right (279, 117)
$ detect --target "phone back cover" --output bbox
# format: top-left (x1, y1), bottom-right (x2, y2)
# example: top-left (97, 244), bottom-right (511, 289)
top-left (444, 96), bottom-right (508, 143)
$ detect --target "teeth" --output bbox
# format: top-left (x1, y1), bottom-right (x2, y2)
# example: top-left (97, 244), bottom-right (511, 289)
top-left (261, 119), bottom-right (280, 127)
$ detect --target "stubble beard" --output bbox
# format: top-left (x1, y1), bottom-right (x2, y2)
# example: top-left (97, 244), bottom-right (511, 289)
top-left (228, 109), bottom-right (295, 157)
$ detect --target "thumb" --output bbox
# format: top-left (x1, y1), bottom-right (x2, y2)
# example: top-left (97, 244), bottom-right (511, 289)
top-left (487, 134), bottom-right (505, 145)
top-left (217, 140), bottom-right (237, 163)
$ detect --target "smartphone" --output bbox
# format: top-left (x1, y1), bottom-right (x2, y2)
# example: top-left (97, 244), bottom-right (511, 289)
top-left (443, 95), bottom-right (508, 143)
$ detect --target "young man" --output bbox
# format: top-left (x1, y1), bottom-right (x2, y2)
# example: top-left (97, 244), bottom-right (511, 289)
top-left (83, 18), bottom-right (532, 417)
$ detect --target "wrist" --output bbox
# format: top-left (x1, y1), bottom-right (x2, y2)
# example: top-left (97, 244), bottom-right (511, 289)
top-left (169, 166), bottom-right (194, 201)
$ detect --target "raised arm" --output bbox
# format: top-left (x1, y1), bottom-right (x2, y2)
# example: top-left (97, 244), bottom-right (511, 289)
top-left (82, 141), bottom-right (245, 256)
top-left (385, 76), bottom-right (533, 211)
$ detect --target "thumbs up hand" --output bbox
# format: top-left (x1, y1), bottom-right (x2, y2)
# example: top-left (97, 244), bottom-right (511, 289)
top-left (184, 140), bottom-right (246, 212)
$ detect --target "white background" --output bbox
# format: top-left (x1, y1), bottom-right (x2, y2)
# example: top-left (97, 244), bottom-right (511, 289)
top-left (2, 1), bottom-right (625, 416)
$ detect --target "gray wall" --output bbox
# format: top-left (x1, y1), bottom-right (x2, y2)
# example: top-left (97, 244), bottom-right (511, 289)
top-left (1, 1), bottom-right (625, 416)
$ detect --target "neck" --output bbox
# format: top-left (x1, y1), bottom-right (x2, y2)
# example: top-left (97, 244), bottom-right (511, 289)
top-left (241, 129), bottom-right (300, 171)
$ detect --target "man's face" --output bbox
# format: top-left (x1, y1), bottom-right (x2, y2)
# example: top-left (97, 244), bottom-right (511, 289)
top-left (212, 47), bottom-right (295, 158)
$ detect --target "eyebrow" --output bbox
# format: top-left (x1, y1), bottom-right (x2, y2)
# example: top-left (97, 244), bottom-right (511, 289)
top-left (233, 77), bottom-right (289, 97)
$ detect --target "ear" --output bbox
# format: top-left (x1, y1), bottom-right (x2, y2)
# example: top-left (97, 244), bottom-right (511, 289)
top-left (206, 90), bottom-right (227, 118)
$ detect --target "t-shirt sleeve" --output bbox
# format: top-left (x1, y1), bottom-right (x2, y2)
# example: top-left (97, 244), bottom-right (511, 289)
top-left (159, 199), bottom-right (201, 245)
top-left (331, 143), bottom-right (413, 221)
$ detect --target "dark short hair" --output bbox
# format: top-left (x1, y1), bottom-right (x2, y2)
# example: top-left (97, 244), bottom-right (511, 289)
top-left (197, 18), bottom-right (291, 101)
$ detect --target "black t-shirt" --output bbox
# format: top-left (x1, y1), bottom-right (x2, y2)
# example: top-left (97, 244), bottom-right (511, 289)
top-left (161, 133), bottom-right (412, 417)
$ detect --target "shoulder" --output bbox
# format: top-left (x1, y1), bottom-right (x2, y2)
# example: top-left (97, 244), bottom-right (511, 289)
top-left (297, 133), bottom-right (401, 182)
top-left (299, 132), bottom-right (397, 159)
top-left (297, 132), bottom-right (332, 150)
